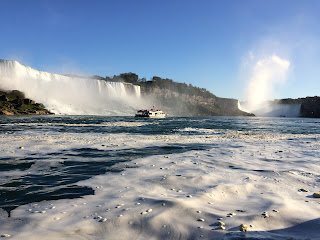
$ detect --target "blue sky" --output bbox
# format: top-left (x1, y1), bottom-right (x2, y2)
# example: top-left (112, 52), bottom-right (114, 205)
top-left (1, 0), bottom-right (319, 100)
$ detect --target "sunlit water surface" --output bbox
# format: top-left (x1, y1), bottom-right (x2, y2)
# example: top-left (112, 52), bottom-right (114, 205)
top-left (0, 116), bottom-right (319, 214)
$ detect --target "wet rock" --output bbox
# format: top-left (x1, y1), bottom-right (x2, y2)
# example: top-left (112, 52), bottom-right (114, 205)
top-left (227, 212), bottom-right (236, 217)
top-left (313, 192), bottom-right (320, 198)
top-left (298, 188), bottom-right (309, 192)
top-left (0, 234), bottom-right (11, 238)
top-left (218, 221), bottom-right (225, 225)
top-left (239, 223), bottom-right (249, 232)
top-left (261, 212), bottom-right (269, 218)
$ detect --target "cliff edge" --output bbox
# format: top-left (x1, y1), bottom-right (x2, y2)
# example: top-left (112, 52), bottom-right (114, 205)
top-left (139, 81), bottom-right (253, 117)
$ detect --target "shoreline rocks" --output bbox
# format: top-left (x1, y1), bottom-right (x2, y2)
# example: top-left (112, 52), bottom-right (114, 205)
top-left (312, 192), bottom-right (320, 198)
top-left (0, 90), bottom-right (53, 116)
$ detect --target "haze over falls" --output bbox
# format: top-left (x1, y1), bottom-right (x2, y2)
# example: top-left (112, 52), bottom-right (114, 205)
top-left (0, 60), bottom-right (141, 115)
top-left (239, 55), bottom-right (301, 117)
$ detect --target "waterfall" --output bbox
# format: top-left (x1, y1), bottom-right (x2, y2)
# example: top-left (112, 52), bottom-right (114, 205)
top-left (266, 104), bottom-right (301, 117)
top-left (133, 85), bottom-right (141, 98)
top-left (238, 101), bottom-right (301, 117)
top-left (0, 60), bottom-right (141, 115)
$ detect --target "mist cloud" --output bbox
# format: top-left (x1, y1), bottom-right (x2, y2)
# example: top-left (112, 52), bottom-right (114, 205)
top-left (240, 54), bottom-right (290, 113)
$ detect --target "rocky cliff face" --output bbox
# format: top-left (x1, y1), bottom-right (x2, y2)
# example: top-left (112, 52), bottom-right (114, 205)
top-left (300, 97), bottom-right (320, 118)
top-left (0, 90), bottom-right (53, 115)
top-left (278, 97), bottom-right (320, 118)
top-left (140, 86), bottom-right (253, 117)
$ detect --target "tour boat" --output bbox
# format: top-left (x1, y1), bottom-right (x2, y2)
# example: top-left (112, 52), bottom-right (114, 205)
top-left (135, 108), bottom-right (166, 118)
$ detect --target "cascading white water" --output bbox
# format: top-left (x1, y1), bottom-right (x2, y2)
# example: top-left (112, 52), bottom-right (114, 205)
top-left (0, 60), bottom-right (141, 115)
top-left (238, 101), bottom-right (301, 117)
top-left (133, 85), bottom-right (141, 98)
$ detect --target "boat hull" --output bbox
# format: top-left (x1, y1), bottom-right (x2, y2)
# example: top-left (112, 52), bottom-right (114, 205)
top-left (135, 114), bottom-right (166, 118)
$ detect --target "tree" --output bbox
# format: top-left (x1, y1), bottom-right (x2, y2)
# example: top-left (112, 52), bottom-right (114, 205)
top-left (119, 73), bottom-right (139, 83)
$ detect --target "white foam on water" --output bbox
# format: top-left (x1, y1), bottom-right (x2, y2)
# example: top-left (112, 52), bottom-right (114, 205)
top-left (0, 128), bottom-right (320, 239)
